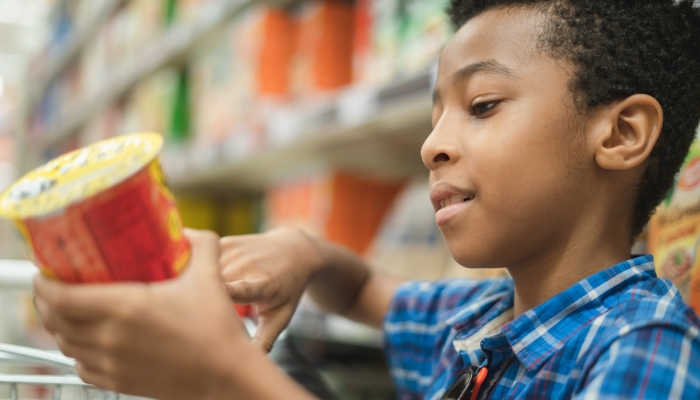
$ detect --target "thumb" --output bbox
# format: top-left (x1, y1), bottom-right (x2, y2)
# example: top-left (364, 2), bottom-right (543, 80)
top-left (252, 308), bottom-right (292, 353)
top-left (183, 229), bottom-right (221, 282)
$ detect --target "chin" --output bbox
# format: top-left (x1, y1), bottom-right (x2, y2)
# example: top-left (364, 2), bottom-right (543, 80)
top-left (443, 237), bottom-right (487, 268)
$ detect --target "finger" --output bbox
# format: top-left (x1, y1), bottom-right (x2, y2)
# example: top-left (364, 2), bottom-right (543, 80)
top-left (219, 234), bottom-right (255, 248)
top-left (219, 235), bottom-right (241, 249)
top-left (218, 250), bottom-right (244, 274)
top-left (34, 298), bottom-right (101, 343)
top-left (252, 307), bottom-right (293, 353)
top-left (33, 275), bottom-right (139, 320)
top-left (183, 229), bottom-right (221, 282)
top-left (75, 362), bottom-right (115, 392)
top-left (54, 335), bottom-right (105, 371)
top-left (224, 279), bottom-right (267, 303)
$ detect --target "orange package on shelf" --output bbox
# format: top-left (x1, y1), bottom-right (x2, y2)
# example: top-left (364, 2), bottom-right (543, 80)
top-left (353, 0), bottom-right (372, 83)
top-left (258, 8), bottom-right (299, 96)
top-left (325, 172), bottom-right (404, 255)
top-left (313, 0), bottom-right (354, 90)
top-left (265, 171), bottom-right (404, 255)
top-left (296, 0), bottom-right (355, 93)
top-left (265, 176), bottom-right (331, 236)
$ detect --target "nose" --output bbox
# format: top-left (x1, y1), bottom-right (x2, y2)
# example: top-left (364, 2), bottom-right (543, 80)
top-left (421, 117), bottom-right (461, 171)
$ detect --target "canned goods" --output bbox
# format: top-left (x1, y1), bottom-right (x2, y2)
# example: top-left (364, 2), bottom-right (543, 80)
top-left (0, 133), bottom-right (190, 283)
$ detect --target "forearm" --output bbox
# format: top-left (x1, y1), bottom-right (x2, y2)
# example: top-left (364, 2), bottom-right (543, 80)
top-left (306, 236), bottom-right (370, 313)
top-left (305, 235), bottom-right (403, 328)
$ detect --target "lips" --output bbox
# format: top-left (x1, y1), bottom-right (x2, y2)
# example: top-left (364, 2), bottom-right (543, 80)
top-left (438, 193), bottom-right (475, 209)
top-left (430, 182), bottom-right (476, 225)
top-left (430, 182), bottom-right (475, 211)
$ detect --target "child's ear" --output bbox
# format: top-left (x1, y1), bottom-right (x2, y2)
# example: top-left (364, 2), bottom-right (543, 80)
top-left (592, 94), bottom-right (663, 171)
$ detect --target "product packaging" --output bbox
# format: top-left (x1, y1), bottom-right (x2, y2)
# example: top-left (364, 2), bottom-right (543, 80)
top-left (0, 133), bottom-right (190, 283)
top-left (648, 141), bottom-right (700, 313)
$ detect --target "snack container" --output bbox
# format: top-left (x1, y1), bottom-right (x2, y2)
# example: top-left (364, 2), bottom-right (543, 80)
top-left (0, 133), bottom-right (190, 283)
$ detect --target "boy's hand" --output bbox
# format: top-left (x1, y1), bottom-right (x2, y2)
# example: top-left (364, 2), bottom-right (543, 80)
top-left (219, 228), bottom-right (324, 352)
top-left (33, 229), bottom-right (256, 400)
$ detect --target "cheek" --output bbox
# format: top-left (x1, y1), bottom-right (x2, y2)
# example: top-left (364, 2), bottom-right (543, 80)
top-left (477, 130), bottom-right (563, 209)
top-left (444, 110), bottom-right (584, 266)
top-left (476, 101), bottom-right (578, 202)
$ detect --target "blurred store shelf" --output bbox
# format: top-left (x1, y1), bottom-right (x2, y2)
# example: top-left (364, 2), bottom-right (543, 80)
top-left (0, 260), bottom-right (37, 291)
top-left (28, 0), bottom-right (127, 109)
top-left (165, 72), bottom-right (435, 192)
top-left (33, 0), bottom-right (296, 153)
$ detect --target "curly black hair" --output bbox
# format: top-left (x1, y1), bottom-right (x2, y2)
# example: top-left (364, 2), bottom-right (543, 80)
top-left (448, 0), bottom-right (700, 239)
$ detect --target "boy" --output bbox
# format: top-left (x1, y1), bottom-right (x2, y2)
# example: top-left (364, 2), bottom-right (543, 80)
top-left (34, 0), bottom-right (700, 399)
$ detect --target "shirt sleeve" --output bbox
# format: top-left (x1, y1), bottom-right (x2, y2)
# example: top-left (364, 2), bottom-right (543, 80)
top-left (574, 324), bottom-right (700, 400)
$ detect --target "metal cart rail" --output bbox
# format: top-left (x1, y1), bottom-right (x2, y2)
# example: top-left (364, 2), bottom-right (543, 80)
top-left (0, 260), bottom-right (135, 400)
top-left (0, 260), bottom-right (337, 399)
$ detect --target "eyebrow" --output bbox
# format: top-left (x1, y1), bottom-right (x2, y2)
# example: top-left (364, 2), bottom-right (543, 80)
top-left (432, 60), bottom-right (514, 103)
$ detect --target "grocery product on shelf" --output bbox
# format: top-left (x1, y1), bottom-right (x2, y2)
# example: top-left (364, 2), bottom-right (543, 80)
top-left (0, 133), bottom-right (190, 283)
top-left (191, 7), bottom-right (267, 154)
top-left (294, 0), bottom-right (355, 94)
top-left (395, 0), bottom-right (452, 76)
top-left (265, 171), bottom-right (404, 254)
top-left (120, 68), bottom-right (179, 141)
top-left (176, 195), bottom-right (219, 231)
top-left (325, 172), bottom-right (405, 254)
top-left (221, 196), bottom-right (262, 236)
top-left (265, 172), bottom-right (335, 237)
top-left (25, 0), bottom-right (452, 170)
top-left (176, 195), bottom-right (261, 236)
top-left (258, 7), bottom-right (299, 97)
top-left (354, 0), bottom-right (398, 86)
top-left (648, 139), bottom-right (700, 313)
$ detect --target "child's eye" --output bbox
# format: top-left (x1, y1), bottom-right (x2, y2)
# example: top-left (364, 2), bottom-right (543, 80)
top-left (469, 101), bottom-right (500, 117)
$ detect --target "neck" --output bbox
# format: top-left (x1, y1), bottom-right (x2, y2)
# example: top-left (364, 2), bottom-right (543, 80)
top-left (507, 213), bottom-right (633, 318)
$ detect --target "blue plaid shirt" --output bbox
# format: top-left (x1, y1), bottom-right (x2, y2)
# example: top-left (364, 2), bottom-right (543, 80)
top-left (383, 255), bottom-right (700, 399)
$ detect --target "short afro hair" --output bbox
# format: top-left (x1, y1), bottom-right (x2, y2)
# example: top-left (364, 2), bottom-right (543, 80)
top-left (448, 0), bottom-right (700, 239)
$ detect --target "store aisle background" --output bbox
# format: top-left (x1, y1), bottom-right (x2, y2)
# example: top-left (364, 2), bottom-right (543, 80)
top-left (0, 1), bottom-right (509, 398)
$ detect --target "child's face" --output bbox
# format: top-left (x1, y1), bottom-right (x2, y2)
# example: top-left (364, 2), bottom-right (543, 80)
top-left (424, 8), bottom-right (595, 269)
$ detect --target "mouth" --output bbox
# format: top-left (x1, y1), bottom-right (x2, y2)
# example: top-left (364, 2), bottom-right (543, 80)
top-left (430, 182), bottom-right (476, 224)
top-left (437, 193), bottom-right (475, 210)
top-left (430, 182), bottom-right (476, 211)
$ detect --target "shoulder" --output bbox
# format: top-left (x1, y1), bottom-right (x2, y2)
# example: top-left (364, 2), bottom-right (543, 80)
top-left (575, 279), bottom-right (700, 399)
top-left (595, 276), bottom-right (700, 339)
top-left (576, 320), bottom-right (700, 399)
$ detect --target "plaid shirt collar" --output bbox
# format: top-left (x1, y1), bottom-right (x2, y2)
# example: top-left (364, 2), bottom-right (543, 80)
top-left (445, 255), bottom-right (657, 371)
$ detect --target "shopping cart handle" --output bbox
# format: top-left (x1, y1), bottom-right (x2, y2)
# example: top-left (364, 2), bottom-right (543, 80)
top-left (0, 374), bottom-right (87, 386)
top-left (0, 343), bottom-right (76, 370)
top-left (0, 260), bottom-right (38, 291)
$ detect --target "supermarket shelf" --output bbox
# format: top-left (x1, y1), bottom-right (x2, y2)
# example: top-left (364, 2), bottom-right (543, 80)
top-left (28, 0), bottom-right (128, 109)
top-left (34, 0), bottom-right (295, 153)
top-left (165, 92), bottom-right (434, 192)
